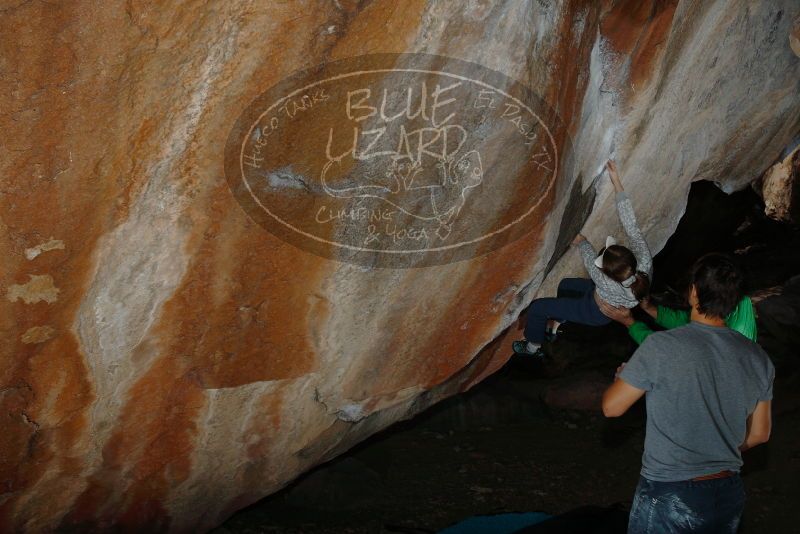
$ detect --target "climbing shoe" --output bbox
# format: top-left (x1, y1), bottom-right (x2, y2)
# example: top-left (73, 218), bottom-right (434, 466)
top-left (512, 340), bottom-right (546, 358)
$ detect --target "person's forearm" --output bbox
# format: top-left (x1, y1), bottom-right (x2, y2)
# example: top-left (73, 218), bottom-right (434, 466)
top-left (655, 306), bottom-right (690, 329)
top-left (740, 433), bottom-right (768, 452)
top-left (628, 322), bottom-right (653, 345)
top-left (607, 161), bottom-right (624, 193)
top-left (615, 193), bottom-right (652, 275)
top-left (577, 239), bottom-right (597, 270)
top-left (641, 300), bottom-right (657, 319)
top-left (740, 401), bottom-right (772, 451)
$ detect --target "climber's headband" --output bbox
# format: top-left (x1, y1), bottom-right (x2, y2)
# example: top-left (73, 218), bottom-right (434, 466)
top-left (595, 236), bottom-right (637, 288)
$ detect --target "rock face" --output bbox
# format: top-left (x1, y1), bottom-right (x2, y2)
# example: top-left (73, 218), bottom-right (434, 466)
top-left (1, 1), bottom-right (798, 532)
top-left (760, 141), bottom-right (800, 222)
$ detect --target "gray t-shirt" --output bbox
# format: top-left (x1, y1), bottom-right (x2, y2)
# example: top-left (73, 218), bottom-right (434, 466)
top-left (620, 321), bottom-right (775, 482)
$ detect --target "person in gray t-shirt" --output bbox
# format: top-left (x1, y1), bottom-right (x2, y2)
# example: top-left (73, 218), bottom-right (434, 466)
top-left (602, 253), bottom-right (774, 533)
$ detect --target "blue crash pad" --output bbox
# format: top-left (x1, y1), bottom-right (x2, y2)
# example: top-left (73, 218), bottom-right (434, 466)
top-left (438, 512), bottom-right (552, 534)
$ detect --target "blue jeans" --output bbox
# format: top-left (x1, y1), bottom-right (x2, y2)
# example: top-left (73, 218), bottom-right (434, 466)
top-left (523, 278), bottom-right (611, 343)
top-left (628, 475), bottom-right (745, 533)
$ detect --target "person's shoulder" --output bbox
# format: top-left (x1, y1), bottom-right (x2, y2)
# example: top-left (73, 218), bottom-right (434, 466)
top-left (732, 331), bottom-right (774, 365)
top-left (726, 327), bottom-right (758, 345)
top-left (713, 328), bottom-right (774, 373)
top-left (725, 327), bottom-right (766, 353)
top-left (643, 323), bottom-right (696, 346)
top-left (636, 327), bottom-right (688, 354)
top-left (728, 332), bottom-right (775, 381)
top-left (636, 324), bottom-right (708, 359)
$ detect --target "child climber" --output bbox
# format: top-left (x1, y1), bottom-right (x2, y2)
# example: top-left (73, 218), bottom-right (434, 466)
top-left (513, 160), bottom-right (652, 357)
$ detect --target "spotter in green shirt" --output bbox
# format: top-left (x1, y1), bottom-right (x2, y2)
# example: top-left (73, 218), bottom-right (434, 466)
top-left (628, 296), bottom-right (757, 344)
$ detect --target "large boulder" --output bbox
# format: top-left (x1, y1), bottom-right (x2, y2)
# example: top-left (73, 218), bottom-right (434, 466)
top-left (1, 1), bottom-right (798, 531)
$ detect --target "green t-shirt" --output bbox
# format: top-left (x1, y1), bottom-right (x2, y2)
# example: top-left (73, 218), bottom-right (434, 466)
top-left (628, 296), bottom-right (757, 344)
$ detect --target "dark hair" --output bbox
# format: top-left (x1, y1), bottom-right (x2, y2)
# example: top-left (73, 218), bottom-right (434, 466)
top-left (690, 253), bottom-right (744, 318)
top-left (600, 245), bottom-right (650, 301)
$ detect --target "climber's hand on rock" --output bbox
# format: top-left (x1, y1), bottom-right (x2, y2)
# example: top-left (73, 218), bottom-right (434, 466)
top-left (606, 160), bottom-right (624, 193)
top-left (598, 299), bottom-right (634, 326)
top-left (572, 233), bottom-right (586, 246)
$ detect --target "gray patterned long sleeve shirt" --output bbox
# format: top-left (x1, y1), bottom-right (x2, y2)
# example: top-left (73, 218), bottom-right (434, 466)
top-left (577, 191), bottom-right (652, 308)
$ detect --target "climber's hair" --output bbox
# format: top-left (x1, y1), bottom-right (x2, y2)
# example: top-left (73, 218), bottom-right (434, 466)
top-left (599, 245), bottom-right (650, 301)
top-left (691, 253), bottom-right (744, 319)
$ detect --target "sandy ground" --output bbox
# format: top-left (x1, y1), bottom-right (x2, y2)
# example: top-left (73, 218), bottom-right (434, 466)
top-left (214, 345), bottom-right (800, 533)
